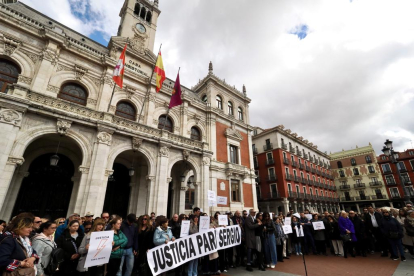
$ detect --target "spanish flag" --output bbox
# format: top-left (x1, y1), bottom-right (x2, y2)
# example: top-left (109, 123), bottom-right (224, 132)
top-left (154, 51), bottom-right (166, 92)
top-left (112, 43), bottom-right (127, 88)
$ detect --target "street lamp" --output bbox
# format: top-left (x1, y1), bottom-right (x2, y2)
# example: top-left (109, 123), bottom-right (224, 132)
top-left (382, 139), bottom-right (413, 206)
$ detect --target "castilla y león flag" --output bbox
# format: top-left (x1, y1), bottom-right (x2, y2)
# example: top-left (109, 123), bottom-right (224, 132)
top-left (154, 51), bottom-right (166, 92)
top-left (112, 44), bottom-right (127, 88)
top-left (168, 72), bottom-right (182, 109)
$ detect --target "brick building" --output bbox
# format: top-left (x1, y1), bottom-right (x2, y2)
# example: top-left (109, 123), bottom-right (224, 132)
top-left (330, 144), bottom-right (389, 212)
top-left (377, 149), bottom-right (414, 208)
top-left (252, 125), bottom-right (339, 214)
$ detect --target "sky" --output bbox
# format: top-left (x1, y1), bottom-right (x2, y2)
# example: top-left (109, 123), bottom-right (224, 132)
top-left (21, 0), bottom-right (414, 155)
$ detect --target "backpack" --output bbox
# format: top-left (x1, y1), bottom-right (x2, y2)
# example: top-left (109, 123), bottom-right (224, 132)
top-left (39, 239), bottom-right (65, 275)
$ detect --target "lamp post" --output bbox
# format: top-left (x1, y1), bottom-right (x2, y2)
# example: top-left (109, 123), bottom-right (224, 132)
top-left (382, 139), bottom-right (412, 206)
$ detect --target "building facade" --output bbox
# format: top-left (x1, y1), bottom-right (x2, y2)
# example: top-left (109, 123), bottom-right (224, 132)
top-left (330, 144), bottom-right (389, 211)
top-left (377, 149), bottom-right (414, 208)
top-left (252, 125), bottom-right (339, 214)
top-left (0, 0), bottom-right (257, 221)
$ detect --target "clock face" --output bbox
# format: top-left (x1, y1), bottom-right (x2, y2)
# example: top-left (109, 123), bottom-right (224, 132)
top-left (136, 23), bottom-right (146, 34)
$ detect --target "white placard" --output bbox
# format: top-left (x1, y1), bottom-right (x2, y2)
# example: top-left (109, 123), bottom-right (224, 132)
top-left (269, 213), bottom-right (273, 220)
top-left (217, 196), bottom-right (227, 205)
top-left (312, 221), bottom-right (325, 230)
top-left (293, 213), bottom-right (300, 218)
top-left (200, 216), bottom-right (210, 232)
top-left (208, 200), bottom-right (216, 207)
top-left (84, 231), bottom-right (114, 268)
top-left (284, 217), bottom-right (291, 225)
top-left (218, 215), bottom-right (228, 226)
top-left (305, 214), bottom-right (313, 220)
top-left (282, 225), bottom-right (293, 234)
top-left (296, 225), bottom-right (304, 237)
top-left (180, 220), bottom-right (191, 237)
top-left (208, 190), bottom-right (216, 201)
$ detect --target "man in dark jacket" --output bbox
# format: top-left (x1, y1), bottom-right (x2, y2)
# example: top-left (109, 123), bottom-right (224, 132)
top-left (245, 209), bottom-right (262, 272)
top-left (299, 213), bottom-right (316, 255)
top-left (232, 211), bottom-right (245, 266)
top-left (364, 205), bottom-right (388, 257)
top-left (349, 210), bottom-right (366, 256)
top-left (381, 209), bottom-right (405, 261)
top-left (118, 214), bottom-right (138, 276)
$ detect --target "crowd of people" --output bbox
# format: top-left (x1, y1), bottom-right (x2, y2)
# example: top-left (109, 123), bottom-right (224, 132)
top-left (0, 203), bottom-right (413, 276)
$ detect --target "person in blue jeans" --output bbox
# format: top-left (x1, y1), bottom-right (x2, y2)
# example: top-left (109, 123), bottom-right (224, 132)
top-left (262, 212), bottom-right (277, 268)
top-left (117, 214), bottom-right (138, 276)
top-left (381, 209), bottom-right (406, 261)
top-left (187, 216), bottom-right (199, 276)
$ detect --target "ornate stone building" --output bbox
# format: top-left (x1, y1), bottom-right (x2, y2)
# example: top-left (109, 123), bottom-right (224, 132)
top-left (0, 0), bottom-right (257, 220)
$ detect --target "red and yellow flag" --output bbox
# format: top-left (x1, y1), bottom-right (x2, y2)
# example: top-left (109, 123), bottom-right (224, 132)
top-left (112, 44), bottom-right (127, 88)
top-left (154, 51), bottom-right (166, 92)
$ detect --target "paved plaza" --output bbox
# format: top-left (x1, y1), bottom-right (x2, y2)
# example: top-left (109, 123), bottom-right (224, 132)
top-left (220, 253), bottom-right (414, 276)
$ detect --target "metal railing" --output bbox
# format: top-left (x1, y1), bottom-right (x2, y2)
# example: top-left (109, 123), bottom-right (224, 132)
top-left (266, 159), bottom-right (275, 165)
top-left (354, 183), bottom-right (366, 189)
top-left (263, 143), bottom-right (273, 151)
top-left (369, 181), bottom-right (382, 187)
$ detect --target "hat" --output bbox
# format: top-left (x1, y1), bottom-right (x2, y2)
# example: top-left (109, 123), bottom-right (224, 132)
top-left (69, 213), bottom-right (80, 217)
top-left (85, 212), bottom-right (94, 217)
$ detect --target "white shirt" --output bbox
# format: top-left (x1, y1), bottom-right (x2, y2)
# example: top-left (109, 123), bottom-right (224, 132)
top-left (369, 212), bottom-right (378, 227)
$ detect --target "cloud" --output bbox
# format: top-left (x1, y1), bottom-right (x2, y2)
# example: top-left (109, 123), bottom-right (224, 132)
top-left (21, 0), bottom-right (414, 155)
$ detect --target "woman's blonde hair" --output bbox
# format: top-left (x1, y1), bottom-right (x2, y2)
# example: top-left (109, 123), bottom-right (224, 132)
top-left (6, 212), bottom-right (34, 235)
top-left (90, 218), bottom-right (106, 234)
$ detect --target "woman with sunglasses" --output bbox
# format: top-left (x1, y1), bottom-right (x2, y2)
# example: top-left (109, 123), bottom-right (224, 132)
top-left (77, 218), bottom-right (106, 276)
top-left (136, 215), bottom-right (154, 276)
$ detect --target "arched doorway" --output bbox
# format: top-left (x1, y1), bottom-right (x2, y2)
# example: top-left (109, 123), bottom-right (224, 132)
top-left (11, 153), bottom-right (75, 219)
top-left (103, 163), bottom-right (131, 217)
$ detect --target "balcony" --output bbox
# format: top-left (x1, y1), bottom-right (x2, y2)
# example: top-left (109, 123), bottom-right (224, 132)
top-left (367, 159), bottom-right (372, 164)
top-left (399, 167), bottom-right (408, 173)
top-left (267, 175), bottom-right (277, 182)
top-left (369, 181), bottom-right (383, 187)
top-left (281, 143), bottom-right (288, 150)
top-left (386, 180), bottom-right (397, 185)
top-left (299, 163), bottom-right (304, 169)
top-left (305, 166), bottom-right (311, 172)
top-left (404, 180), bottom-right (412, 186)
top-left (289, 146), bottom-right (295, 153)
top-left (316, 170), bottom-right (321, 175)
top-left (311, 168), bottom-right (316, 174)
top-left (371, 194), bottom-right (385, 200)
top-left (253, 148), bottom-right (258, 155)
top-left (291, 161), bottom-right (298, 167)
top-left (368, 169), bottom-right (376, 174)
top-left (288, 191), bottom-right (298, 198)
top-left (391, 194), bottom-right (401, 199)
top-left (339, 184), bottom-right (351, 190)
top-left (283, 158), bottom-right (290, 165)
top-left (354, 183), bottom-right (366, 189)
top-left (270, 191), bottom-right (281, 199)
top-left (297, 150), bottom-right (302, 157)
top-left (301, 177), bottom-right (307, 184)
top-left (383, 170), bottom-right (393, 175)
top-left (294, 176), bottom-right (301, 182)
top-left (263, 143), bottom-right (273, 151)
top-left (285, 173), bottom-right (293, 181)
top-left (303, 154), bottom-right (309, 160)
top-left (355, 195), bottom-right (369, 201)
top-left (298, 193), bottom-right (305, 199)
top-left (339, 173), bottom-right (346, 178)
top-left (341, 196), bottom-right (354, 201)
top-left (266, 159), bottom-right (275, 165)
top-left (353, 172), bottom-right (360, 176)
top-left (310, 157), bottom-right (314, 162)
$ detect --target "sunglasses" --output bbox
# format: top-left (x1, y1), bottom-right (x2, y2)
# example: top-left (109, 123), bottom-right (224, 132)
top-left (59, 221), bottom-right (64, 224)
top-left (143, 218), bottom-right (148, 221)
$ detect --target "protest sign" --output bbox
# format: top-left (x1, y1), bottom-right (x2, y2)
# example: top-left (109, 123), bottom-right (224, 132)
top-left (217, 196), bottom-right (227, 205)
top-left (199, 216), bottom-right (210, 232)
top-left (312, 221), bottom-right (325, 230)
top-left (180, 220), bottom-right (190, 237)
top-left (208, 190), bottom-right (216, 201)
top-left (284, 217), bottom-right (291, 225)
top-left (218, 215), bottom-right (228, 226)
top-left (147, 225), bottom-right (242, 276)
top-left (305, 214), bottom-right (313, 220)
top-left (296, 225), bottom-right (304, 237)
top-left (282, 225), bottom-right (293, 234)
top-left (84, 231), bottom-right (114, 268)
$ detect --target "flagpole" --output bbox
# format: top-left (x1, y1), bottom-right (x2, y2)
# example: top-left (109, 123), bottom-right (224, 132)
top-left (137, 43), bottom-right (162, 124)
top-left (107, 84), bottom-right (116, 112)
top-left (162, 67), bottom-right (180, 130)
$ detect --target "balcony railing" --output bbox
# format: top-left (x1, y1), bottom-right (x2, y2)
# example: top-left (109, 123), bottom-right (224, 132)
top-left (310, 157), bottom-right (314, 162)
top-left (271, 192), bottom-right (280, 199)
top-left (263, 143), bottom-right (273, 151)
top-left (339, 184), bottom-right (350, 190)
top-left (305, 166), bottom-right (311, 172)
top-left (316, 170), bottom-right (321, 175)
top-left (339, 173), bottom-right (346, 178)
top-left (367, 159), bottom-right (372, 163)
top-left (354, 183), bottom-right (366, 189)
top-left (311, 168), bottom-right (316, 173)
top-left (303, 154), bottom-right (308, 160)
top-left (355, 195), bottom-right (369, 201)
top-left (301, 177), bottom-right (307, 184)
top-left (266, 159), bottom-right (275, 165)
top-left (253, 148), bottom-right (258, 154)
top-left (383, 170), bottom-right (393, 174)
top-left (281, 143), bottom-right (288, 150)
top-left (369, 181), bottom-right (382, 187)
top-left (308, 180), bottom-right (313, 186)
top-left (341, 197), bottom-right (354, 201)
top-left (294, 176), bottom-right (301, 182)
top-left (368, 169), bottom-right (376, 174)
top-left (299, 163), bottom-right (304, 169)
top-left (283, 158), bottom-right (290, 165)
top-left (288, 191), bottom-right (298, 198)
top-left (399, 167), bottom-right (408, 173)
top-left (386, 180), bottom-right (396, 185)
top-left (404, 180), bottom-right (412, 186)
top-left (371, 194), bottom-right (385, 200)
top-left (297, 150), bottom-right (302, 157)
top-left (391, 194), bottom-right (401, 199)
top-left (291, 161), bottom-right (298, 167)
top-left (285, 173), bottom-right (293, 181)
top-left (298, 193), bottom-right (305, 199)
top-left (268, 175), bottom-right (277, 182)
top-left (289, 146), bottom-right (295, 153)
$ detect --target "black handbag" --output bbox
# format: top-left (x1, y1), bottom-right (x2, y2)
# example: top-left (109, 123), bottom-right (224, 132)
top-left (340, 234), bottom-right (352, 242)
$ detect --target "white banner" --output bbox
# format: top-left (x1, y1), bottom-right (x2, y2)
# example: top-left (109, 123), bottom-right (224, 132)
top-left (147, 225), bottom-right (242, 276)
top-left (84, 231), bottom-right (114, 268)
top-left (305, 214), bottom-right (313, 220)
top-left (312, 221), bottom-right (325, 230)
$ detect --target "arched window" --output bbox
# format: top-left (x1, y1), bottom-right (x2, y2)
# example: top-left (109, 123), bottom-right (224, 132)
top-left (238, 107), bottom-right (243, 120)
top-left (115, 101), bottom-right (136, 121)
top-left (201, 94), bottom-right (208, 103)
top-left (134, 3), bottom-right (141, 15)
top-left (140, 8), bottom-right (146, 19)
top-left (58, 83), bottom-right (88, 106)
top-left (0, 59), bottom-right (20, 93)
top-left (337, 161), bottom-right (343, 168)
top-left (351, 158), bottom-right (357, 166)
top-left (365, 155), bottom-right (372, 163)
top-left (190, 127), bottom-right (201, 141)
top-left (228, 101), bottom-right (233, 115)
top-left (158, 115), bottom-right (173, 132)
top-left (216, 95), bottom-right (222, 109)
top-left (146, 11), bottom-right (152, 23)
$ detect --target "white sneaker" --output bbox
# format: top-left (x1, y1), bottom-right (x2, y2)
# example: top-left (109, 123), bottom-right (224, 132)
top-left (266, 265), bottom-right (270, 268)
top-left (223, 270), bottom-right (228, 273)
top-left (299, 252), bottom-right (303, 255)
top-left (271, 265), bottom-right (275, 268)
top-left (296, 252), bottom-right (299, 256)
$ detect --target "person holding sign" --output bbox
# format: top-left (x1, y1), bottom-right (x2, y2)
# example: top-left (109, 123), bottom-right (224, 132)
top-left (107, 218), bottom-right (127, 276)
top-left (310, 214), bottom-right (327, 255)
top-left (291, 216), bottom-right (303, 255)
top-left (187, 216), bottom-right (199, 276)
top-left (153, 218), bottom-right (175, 276)
top-left (77, 218), bottom-right (106, 275)
top-left (299, 213), bottom-right (317, 255)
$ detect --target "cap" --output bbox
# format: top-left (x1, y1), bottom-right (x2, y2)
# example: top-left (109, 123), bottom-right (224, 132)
top-left (85, 212), bottom-right (94, 217)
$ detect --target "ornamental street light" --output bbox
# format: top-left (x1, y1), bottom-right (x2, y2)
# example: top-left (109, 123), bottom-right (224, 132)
top-left (382, 139), bottom-right (413, 206)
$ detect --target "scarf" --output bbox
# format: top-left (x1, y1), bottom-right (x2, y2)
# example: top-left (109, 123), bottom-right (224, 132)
top-left (19, 236), bottom-right (33, 257)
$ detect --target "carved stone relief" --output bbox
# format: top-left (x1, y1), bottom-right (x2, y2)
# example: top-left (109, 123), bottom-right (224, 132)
top-left (97, 131), bottom-right (112, 145)
top-left (57, 119), bottom-right (72, 135)
top-left (0, 109), bottom-right (22, 126)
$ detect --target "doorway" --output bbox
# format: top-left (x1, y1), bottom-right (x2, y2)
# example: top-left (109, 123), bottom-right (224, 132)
top-left (103, 163), bottom-right (130, 217)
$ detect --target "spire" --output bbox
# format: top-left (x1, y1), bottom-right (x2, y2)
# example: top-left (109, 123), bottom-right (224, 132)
top-left (243, 84), bottom-right (246, 95)
top-left (208, 61), bottom-right (213, 75)
top-left (154, 0), bottom-right (159, 7)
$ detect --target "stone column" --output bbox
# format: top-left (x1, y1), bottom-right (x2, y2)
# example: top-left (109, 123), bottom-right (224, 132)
top-left (0, 171), bottom-right (28, 220)
top-left (151, 144), bottom-right (170, 215)
top-left (73, 167), bottom-right (90, 214)
top-left (180, 102), bottom-right (188, 136)
top-left (282, 198), bottom-right (290, 214)
top-left (135, 167), bottom-right (148, 214)
top-left (145, 176), bottom-right (156, 214)
top-left (145, 91), bottom-right (157, 126)
top-left (96, 72), bottom-right (114, 112)
top-left (201, 156), bottom-right (210, 213)
top-left (67, 174), bottom-right (81, 216)
top-left (80, 131), bottom-right (112, 216)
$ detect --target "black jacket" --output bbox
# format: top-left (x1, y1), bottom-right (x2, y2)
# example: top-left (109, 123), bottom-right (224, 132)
top-left (120, 221), bottom-right (138, 251)
top-left (0, 233), bottom-right (39, 272)
top-left (56, 228), bottom-right (84, 262)
top-left (349, 216), bottom-right (365, 237)
top-left (326, 220), bottom-right (341, 240)
top-left (169, 220), bottom-right (181, 239)
top-left (364, 212), bottom-right (383, 231)
top-left (381, 216), bottom-right (403, 239)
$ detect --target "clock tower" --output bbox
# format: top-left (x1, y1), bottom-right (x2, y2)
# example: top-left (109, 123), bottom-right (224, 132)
top-left (118, 0), bottom-right (160, 53)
